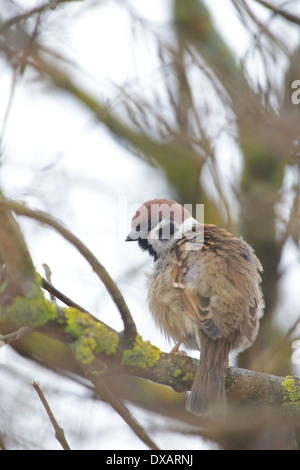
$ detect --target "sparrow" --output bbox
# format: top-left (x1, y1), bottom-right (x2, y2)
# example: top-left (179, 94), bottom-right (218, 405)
top-left (126, 198), bottom-right (264, 417)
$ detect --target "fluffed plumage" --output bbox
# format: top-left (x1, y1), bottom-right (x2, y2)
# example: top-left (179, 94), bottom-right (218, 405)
top-left (126, 199), bottom-right (264, 417)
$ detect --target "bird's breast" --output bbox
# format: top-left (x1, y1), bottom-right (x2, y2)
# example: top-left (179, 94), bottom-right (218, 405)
top-left (147, 268), bottom-right (200, 349)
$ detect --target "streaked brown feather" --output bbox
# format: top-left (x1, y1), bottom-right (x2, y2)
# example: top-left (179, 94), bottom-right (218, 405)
top-left (241, 299), bottom-right (259, 341)
top-left (171, 264), bottom-right (185, 288)
top-left (183, 291), bottom-right (222, 340)
top-left (170, 224), bottom-right (262, 344)
top-left (171, 230), bottom-right (223, 340)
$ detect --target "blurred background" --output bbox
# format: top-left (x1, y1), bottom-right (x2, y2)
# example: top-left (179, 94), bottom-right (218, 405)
top-left (0, 0), bottom-right (300, 450)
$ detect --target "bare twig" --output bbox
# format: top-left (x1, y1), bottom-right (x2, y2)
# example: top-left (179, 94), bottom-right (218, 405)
top-left (0, 197), bottom-right (137, 342)
top-left (32, 381), bottom-right (70, 450)
top-left (91, 374), bottom-right (160, 451)
top-left (41, 277), bottom-right (89, 313)
top-left (0, 68), bottom-right (18, 154)
top-left (251, 0), bottom-right (300, 26)
top-left (0, 0), bottom-right (84, 35)
top-left (0, 4), bottom-right (48, 35)
top-left (42, 264), bottom-right (56, 303)
top-left (0, 326), bottom-right (33, 344)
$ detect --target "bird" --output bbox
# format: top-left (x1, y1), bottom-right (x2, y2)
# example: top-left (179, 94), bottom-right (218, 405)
top-left (126, 198), bottom-right (264, 417)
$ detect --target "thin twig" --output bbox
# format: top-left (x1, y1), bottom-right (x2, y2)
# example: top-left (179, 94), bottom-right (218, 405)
top-left (41, 277), bottom-right (89, 313)
top-left (91, 374), bottom-right (160, 451)
top-left (0, 0), bottom-right (83, 35)
top-left (32, 381), bottom-right (70, 450)
top-left (41, 277), bottom-right (114, 329)
top-left (0, 68), bottom-right (18, 154)
top-left (0, 326), bottom-right (33, 344)
top-left (0, 4), bottom-right (48, 35)
top-left (42, 264), bottom-right (56, 303)
top-left (251, 0), bottom-right (300, 26)
top-left (0, 197), bottom-right (137, 343)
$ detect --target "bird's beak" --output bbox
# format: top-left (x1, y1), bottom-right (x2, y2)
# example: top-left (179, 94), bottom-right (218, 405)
top-left (125, 229), bottom-right (139, 242)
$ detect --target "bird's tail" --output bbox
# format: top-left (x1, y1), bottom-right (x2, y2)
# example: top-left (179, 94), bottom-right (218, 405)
top-left (185, 337), bottom-right (230, 418)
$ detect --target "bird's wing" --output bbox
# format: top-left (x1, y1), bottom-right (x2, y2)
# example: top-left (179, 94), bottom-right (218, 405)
top-left (170, 224), bottom-right (262, 342)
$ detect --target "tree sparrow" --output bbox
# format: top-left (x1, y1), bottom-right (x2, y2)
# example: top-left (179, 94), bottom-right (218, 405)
top-left (126, 199), bottom-right (264, 417)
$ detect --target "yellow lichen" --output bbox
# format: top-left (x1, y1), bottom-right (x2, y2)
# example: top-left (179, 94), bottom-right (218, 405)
top-left (173, 368), bottom-right (193, 383)
top-left (281, 375), bottom-right (300, 413)
top-left (173, 369), bottom-right (183, 378)
top-left (182, 372), bottom-right (194, 382)
top-left (122, 334), bottom-right (161, 368)
top-left (0, 273), bottom-right (120, 367)
top-left (63, 307), bottom-right (119, 364)
top-left (0, 274), bottom-right (56, 327)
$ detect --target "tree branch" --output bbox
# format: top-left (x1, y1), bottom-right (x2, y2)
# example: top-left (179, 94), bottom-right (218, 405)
top-left (0, 196), bottom-right (137, 343)
top-left (0, 200), bottom-right (36, 296)
top-left (32, 381), bottom-right (71, 450)
top-left (0, 326), bottom-right (33, 344)
top-left (0, 254), bottom-right (299, 429)
top-left (89, 373), bottom-right (160, 450)
top-left (251, 0), bottom-right (300, 27)
top-left (41, 277), bottom-right (89, 313)
top-left (0, 0), bottom-right (84, 35)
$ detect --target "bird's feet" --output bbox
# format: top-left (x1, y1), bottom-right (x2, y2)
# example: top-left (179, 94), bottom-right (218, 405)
top-left (170, 341), bottom-right (186, 355)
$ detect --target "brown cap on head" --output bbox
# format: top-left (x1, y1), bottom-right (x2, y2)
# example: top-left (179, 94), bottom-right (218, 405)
top-left (131, 199), bottom-right (192, 229)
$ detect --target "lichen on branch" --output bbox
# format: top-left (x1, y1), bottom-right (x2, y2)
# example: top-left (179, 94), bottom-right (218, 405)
top-left (0, 274), bottom-right (56, 327)
top-left (63, 307), bottom-right (119, 364)
top-left (122, 334), bottom-right (161, 368)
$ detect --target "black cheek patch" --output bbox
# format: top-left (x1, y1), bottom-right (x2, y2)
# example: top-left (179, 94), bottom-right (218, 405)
top-left (158, 220), bottom-right (175, 240)
top-left (138, 238), bottom-right (158, 261)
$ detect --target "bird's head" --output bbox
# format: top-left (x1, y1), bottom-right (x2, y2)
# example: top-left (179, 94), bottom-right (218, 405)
top-left (125, 198), bottom-right (197, 260)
